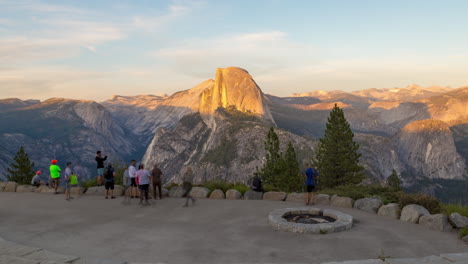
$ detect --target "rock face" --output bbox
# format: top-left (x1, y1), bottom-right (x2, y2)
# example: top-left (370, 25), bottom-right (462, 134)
top-left (16, 185), bottom-right (35, 192)
top-left (189, 187), bottom-right (209, 199)
top-left (209, 189), bottom-right (225, 199)
top-left (331, 196), bottom-right (354, 208)
top-left (314, 194), bottom-right (331, 205)
top-left (400, 204), bottom-right (430, 223)
top-left (377, 203), bottom-right (400, 219)
top-left (449, 213), bottom-right (468, 228)
top-left (285, 192), bottom-right (306, 203)
top-left (263, 191), bottom-right (287, 201)
top-left (243, 190), bottom-right (263, 200)
top-left (225, 189), bottom-right (242, 200)
top-left (3, 182), bottom-right (17, 192)
top-left (354, 197), bottom-right (383, 213)
top-left (419, 214), bottom-right (453, 232)
top-left (168, 187), bottom-right (185, 198)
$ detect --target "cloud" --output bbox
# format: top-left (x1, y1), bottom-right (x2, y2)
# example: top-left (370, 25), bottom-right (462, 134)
top-left (131, 3), bottom-right (192, 32)
top-left (0, 0), bottom-right (86, 14)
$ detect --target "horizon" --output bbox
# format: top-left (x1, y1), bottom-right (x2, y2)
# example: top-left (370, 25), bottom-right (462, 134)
top-left (1, 0), bottom-right (468, 101)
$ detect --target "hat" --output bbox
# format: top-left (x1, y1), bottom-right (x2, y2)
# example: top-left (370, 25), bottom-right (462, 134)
top-left (51, 159), bottom-right (58, 164)
top-left (36, 171), bottom-right (41, 175)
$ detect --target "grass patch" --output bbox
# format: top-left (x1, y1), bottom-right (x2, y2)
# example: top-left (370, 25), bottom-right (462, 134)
top-left (164, 182), bottom-right (179, 190)
top-left (231, 183), bottom-right (250, 195)
top-left (398, 193), bottom-right (442, 214)
top-left (442, 203), bottom-right (468, 218)
top-left (460, 227), bottom-right (468, 238)
top-left (318, 184), bottom-right (400, 204)
top-left (81, 178), bottom-right (97, 189)
top-left (263, 184), bottom-right (280, 192)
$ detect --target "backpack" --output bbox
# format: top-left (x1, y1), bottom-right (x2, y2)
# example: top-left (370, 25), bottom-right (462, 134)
top-left (104, 167), bottom-right (111, 179)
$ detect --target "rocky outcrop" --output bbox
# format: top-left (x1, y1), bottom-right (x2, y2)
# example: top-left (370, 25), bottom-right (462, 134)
top-left (419, 214), bottom-right (453, 232)
top-left (3, 182), bottom-right (17, 192)
top-left (16, 185), bottom-right (35, 192)
top-left (377, 203), bottom-right (400, 219)
top-left (331, 196), bottom-right (354, 208)
top-left (354, 197), bottom-right (383, 214)
top-left (168, 187), bottom-right (185, 198)
top-left (285, 193), bottom-right (305, 203)
top-left (263, 192), bottom-right (286, 201)
top-left (243, 190), bottom-right (263, 200)
top-left (209, 189), bottom-right (225, 199)
top-left (400, 204), bottom-right (430, 223)
top-left (225, 189), bottom-right (242, 200)
top-left (189, 187), bottom-right (209, 199)
top-left (314, 194), bottom-right (330, 205)
top-left (449, 213), bottom-right (468, 228)
top-left (0, 182), bottom-right (7, 191)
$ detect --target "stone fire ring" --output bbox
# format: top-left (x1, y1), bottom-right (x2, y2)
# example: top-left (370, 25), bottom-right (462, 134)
top-left (268, 207), bottom-right (353, 234)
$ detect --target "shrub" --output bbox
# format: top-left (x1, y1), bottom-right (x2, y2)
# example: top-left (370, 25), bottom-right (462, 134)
top-left (231, 183), bottom-right (250, 195)
top-left (460, 227), bottom-right (468, 238)
top-left (263, 184), bottom-right (280, 192)
top-left (318, 184), bottom-right (400, 204)
top-left (202, 180), bottom-right (233, 193)
top-left (164, 182), bottom-right (179, 190)
top-left (442, 203), bottom-right (468, 218)
top-left (81, 178), bottom-right (97, 189)
top-left (398, 193), bottom-right (442, 214)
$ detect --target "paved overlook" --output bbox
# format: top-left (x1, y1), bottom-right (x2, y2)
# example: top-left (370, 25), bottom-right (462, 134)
top-left (0, 193), bottom-right (467, 264)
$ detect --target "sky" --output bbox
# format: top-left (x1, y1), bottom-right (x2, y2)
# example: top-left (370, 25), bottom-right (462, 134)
top-left (1, 0), bottom-right (468, 101)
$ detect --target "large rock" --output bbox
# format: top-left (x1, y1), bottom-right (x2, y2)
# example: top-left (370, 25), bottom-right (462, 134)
top-left (113, 185), bottom-right (126, 196)
top-left (331, 196), bottom-right (354, 208)
top-left (209, 189), bottom-right (225, 199)
top-left (400, 204), bottom-right (430, 223)
top-left (354, 197), bottom-right (383, 213)
top-left (263, 191), bottom-right (286, 201)
top-left (314, 194), bottom-right (330, 205)
top-left (449, 213), bottom-right (468, 228)
top-left (4, 182), bottom-right (18, 192)
top-left (70, 187), bottom-right (84, 195)
top-left (226, 189), bottom-right (242, 200)
top-left (86, 186), bottom-right (106, 195)
top-left (0, 182), bottom-right (7, 191)
top-left (377, 203), bottom-right (400, 219)
top-left (286, 192), bottom-right (306, 203)
top-left (462, 235), bottom-right (468, 243)
top-left (16, 185), bottom-right (36, 192)
top-left (419, 214), bottom-right (452, 232)
top-left (36, 185), bottom-right (64, 193)
top-left (168, 187), bottom-right (185, 198)
top-left (244, 190), bottom-right (263, 200)
top-left (189, 187), bottom-right (209, 199)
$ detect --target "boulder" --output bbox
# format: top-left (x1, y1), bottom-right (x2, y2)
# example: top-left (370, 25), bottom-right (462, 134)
top-left (168, 187), bottom-right (185, 198)
top-left (377, 203), bottom-right (400, 219)
top-left (189, 187), bottom-right (209, 199)
top-left (331, 196), bottom-right (354, 208)
top-left (419, 214), bottom-right (453, 232)
top-left (314, 194), bottom-right (330, 205)
top-left (244, 190), bottom-right (263, 200)
top-left (36, 185), bottom-right (64, 193)
top-left (86, 186), bottom-right (105, 195)
top-left (0, 182), bottom-right (7, 191)
top-left (161, 188), bottom-right (169, 197)
top-left (354, 197), bottom-right (383, 213)
top-left (209, 189), bottom-right (225, 199)
top-left (286, 192), bottom-right (306, 203)
top-left (70, 187), bottom-right (84, 195)
top-left (449, 213), bottom-right (468, 229)
top-left (4, 182), bottom-right (18, 192)
top-left (263, 191), bottom-right (286, 201)
top-left (226, 189), bottom-right (242, 200)
top-left (16, 185), bottom-right (36, 192)
top-left (112, 185), bottom-right (126, 196)
top-left (462, 235), bottom-right (468, 243)
top-left (400, 204), bottom-right (430, 223)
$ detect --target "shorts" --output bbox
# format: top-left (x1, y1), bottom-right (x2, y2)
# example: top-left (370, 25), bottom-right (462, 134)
top-left (65, 181), bottom-right (71, 189)
top-left (306, 185), bottom-right (316, 192)
top-left (130, 178), bottom-right (137, 187)
top-left (138, 184), bottom-right (149, 192)
top-left (52, 178), bottom-right (60, 184)
top-left (105, 181), bottom-right (115, 190)
top-left (97, 168), bottom-right (104, 176)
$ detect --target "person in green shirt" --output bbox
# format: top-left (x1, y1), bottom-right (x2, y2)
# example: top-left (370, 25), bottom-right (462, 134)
top-left (49, 159), bottom-right (61, 194)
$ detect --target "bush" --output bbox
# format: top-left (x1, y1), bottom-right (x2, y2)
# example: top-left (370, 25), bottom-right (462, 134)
top-left (318, 184), bottom-right (400, 204)
top-left (164, 182), bottom-right (179, 190)
top-left (442, 203), bottom-right (468, 218)
top-left (398, 193), bottom-right (442, 214)
top-left (231, 183), bottom-right (250, 195)
top-left (263, 184), bottom-right (280, 192)
top-left (81, 178), bottom-right (97, 189)
top-left (202, 180), bottom-right (233, 193)
top-left (460, 227), bottom-right (468, 238)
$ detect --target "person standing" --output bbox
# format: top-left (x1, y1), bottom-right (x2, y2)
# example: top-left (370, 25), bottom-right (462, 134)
top-left (31, 170), bottom-right (43, 187)
top-left (151, 164), bottom-right (163, 200)
top-left (128, 160), bottom-right (138, 198)
top-left (64, 162), bottom-right (73, 200)
top-left (182, 167), bottom-right (195, 207)
top-left (304, 164), bottom-right (319, 205)
top-left (136, 164), bottom-right (150, 205)
top-left (123, 165), bottom-right (130, 188)
top-left (95, 151), bottom-right (108, 186)
top-left (49, 160), bottom-right (61, 194)
top-left (104, 162), bottom-right (116, 199)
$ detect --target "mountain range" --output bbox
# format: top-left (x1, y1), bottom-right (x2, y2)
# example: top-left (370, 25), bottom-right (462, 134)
top-left (0, 67), bottom-right (466, 201)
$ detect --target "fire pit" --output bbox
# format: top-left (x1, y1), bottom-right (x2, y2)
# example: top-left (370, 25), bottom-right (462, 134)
top-left (268, 207), bottom-right (353, 234)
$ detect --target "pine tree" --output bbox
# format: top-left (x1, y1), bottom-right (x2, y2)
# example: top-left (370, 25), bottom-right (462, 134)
top-left (281, 141), bottom-right (303, 192)
top-left (257, 127), bottom-right (282, 187)
top-left (7, 146), bottom-right (35, 184)
top-left (315, 104), bottom-right (364, 188)
top-left (387, 169), bottom-right (401, 191)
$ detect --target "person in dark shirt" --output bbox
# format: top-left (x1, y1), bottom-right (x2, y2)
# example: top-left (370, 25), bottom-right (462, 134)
top-left (151, 164), bottom-right (163, 200)
top-left (104, 162), bottom-right (115, 199)
top-left (95, 151), bottom-right (108, 186)
top-left (304, 164), bottom-right (319, 205)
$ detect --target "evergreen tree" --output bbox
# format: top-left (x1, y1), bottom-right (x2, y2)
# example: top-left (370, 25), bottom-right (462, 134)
top-left (281, 141), bottom-right (303, 192)
top-left (315, 104), bottom-right (364, 188)
top-left (257, 127), bottom-right (282, 187)
top-left (387, 169), bottom-right (401, 191)
top-left (7, 146), bottom-right (35, 184)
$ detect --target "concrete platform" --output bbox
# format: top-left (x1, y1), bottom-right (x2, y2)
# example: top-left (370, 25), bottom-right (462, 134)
top-left (0, 193), bottom-right (466, 264)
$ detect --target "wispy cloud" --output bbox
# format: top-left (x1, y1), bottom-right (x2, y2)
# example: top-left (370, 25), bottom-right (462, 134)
top-left (0, 0), bottom-right (86, 14)
top-left (131, 3), bottom-right (192, 32)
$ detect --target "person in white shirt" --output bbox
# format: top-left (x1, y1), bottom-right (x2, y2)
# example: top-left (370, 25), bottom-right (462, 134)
top-left (136, 164), bottom-right (151, 205)
top-left (128, 160), bottom-right (138, 198)
top-left (31, 171), bottom-right (43, 187)
top-left (64, 162), bottom-right (73, 201)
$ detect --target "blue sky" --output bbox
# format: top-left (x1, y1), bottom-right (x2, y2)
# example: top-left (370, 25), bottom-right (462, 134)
top-left (1, 0), bottom-right (468, 101)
